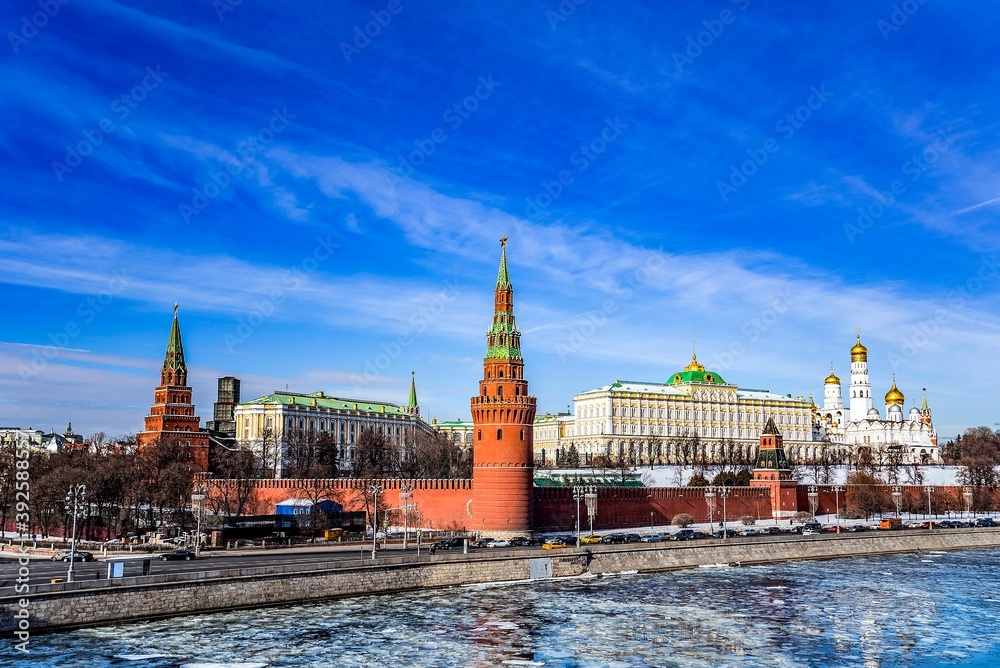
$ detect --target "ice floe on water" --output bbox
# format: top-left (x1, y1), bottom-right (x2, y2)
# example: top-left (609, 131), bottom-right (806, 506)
top-left (9, 548), bottom-right (1000, 667)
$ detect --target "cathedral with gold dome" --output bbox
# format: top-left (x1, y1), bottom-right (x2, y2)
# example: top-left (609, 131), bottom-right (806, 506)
top-left (817, 331), bottom-right (938, 464)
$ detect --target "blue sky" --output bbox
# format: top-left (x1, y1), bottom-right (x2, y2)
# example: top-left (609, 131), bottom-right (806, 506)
top-left (2, 0), bottom-right (999, 440)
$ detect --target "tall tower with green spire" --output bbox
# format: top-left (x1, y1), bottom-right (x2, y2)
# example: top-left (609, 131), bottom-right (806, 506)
top-left (470, 237), bottom-right (537, 536)
top-left (138, 303), bottom-right (210, 471)
top-left (406, 371), bottom-right (420, 417)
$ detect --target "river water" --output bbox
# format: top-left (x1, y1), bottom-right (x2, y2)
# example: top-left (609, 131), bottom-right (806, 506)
top-left (10, 548), bottom-right (1000, 667)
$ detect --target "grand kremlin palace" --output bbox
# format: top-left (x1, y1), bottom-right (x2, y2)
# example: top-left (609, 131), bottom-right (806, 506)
top-left (532, 350), bottom-right (816, 466)
top-left (530, 333), bottom-right (939, 466)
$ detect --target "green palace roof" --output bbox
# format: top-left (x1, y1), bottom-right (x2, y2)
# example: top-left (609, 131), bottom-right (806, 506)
top-left (666, 351), bottom-right (728, 386)
top-left (242, 391), bottom-right (408, 415)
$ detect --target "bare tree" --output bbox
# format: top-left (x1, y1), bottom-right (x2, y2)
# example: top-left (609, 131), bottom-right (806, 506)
top-left (956, 427), bottom-right (1000, 491)
top-left (208, 448), bottom-right (263, 526)
top-left (846, 471), bottom-right (887, 520)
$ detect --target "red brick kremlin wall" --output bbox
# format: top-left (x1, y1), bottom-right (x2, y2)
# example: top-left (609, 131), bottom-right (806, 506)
top-left (217, 481), bottom-right (994, 534)
top-left (246, 478), bottom-right (473, 531)
top-left (532, 486), bottom-right (773, 532)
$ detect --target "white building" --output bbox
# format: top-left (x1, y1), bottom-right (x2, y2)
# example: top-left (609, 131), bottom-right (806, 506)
top-left (818, 333), bottom-right (938, 464)
top-left (234, 387), bottom-right (433, 478)
top-left (0, 424), bottom-right (83, 452)
top-left (533, 349), bottom-right (818, 466)
top-left (430, 419), bottom-right (474, 451)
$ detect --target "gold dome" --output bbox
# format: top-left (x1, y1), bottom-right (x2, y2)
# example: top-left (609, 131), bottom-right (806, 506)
top-left (850, 332), bottom-right (868, 362)
top-left (684, 353), bottom-right (705, 373)
top-left (884, 379), bottom-right (904, 406)
top-left (824, 362), bottom-right (840, 385)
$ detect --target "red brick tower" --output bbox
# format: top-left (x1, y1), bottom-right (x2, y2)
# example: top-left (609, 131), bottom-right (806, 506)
top-left (470, 237), bottom-right (537, 535)
top-left (750, 417), bottom-right (799, 521)
top-left (138, 303), bottom-right (210, 471)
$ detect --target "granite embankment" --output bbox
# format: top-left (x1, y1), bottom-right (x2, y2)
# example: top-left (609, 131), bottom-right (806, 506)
top-left (3, 529), bottom-right (999, 633)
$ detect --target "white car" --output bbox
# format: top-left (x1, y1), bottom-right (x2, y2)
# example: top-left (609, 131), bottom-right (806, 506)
top-left (486, 539), bottom-right (510, 548)
top-left (801, 528), bottom-right (820, 536)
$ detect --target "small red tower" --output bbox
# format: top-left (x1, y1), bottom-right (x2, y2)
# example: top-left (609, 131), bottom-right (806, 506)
top-left (750, 417), bottom-right (798, 521)
top-left (137, 304), bottom-right (210, 471)
top-left (470, 237), bottom-right (537, 536)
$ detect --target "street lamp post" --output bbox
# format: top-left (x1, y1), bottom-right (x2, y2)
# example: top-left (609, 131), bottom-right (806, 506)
top-left (191, 487), bottom-right (206, 557)
top-left (650, 511), bottom-right (654, 531)
top-left (926, 486), bottom-right (935, 523)
top-left (808, 486), bottom-right (819, 520)
top-left (704, 487), bottom-right (716, 534)
top-left (963, 486), bottom-right (974, 519)
top-left (584, 486), bottom-right (597, 536)
top-left (400, 484), bottom-right (413, 550)
top-left (832, 486), bottom-right (844, 533)
top-left (64, 484), bottom-right (86, 583)
top-left (891, 486), bottom-right (903, 518)
top-left (720, 486), bottom-right (730, 540)
top-left (369, 484), bottom-right (383, 560)
top-left (572, 486), bottom-right (585, 547)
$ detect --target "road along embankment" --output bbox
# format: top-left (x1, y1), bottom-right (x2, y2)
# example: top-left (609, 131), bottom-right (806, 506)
top-left (3, 529), bottom-right (999, 633)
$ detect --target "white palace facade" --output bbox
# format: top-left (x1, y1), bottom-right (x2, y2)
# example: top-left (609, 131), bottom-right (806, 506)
top-left (534, 349), bottom-right (818, 466)
top-left (534, 334), bottom-right (941, 466)
top-left (234, 375), bottom-right (432, 477)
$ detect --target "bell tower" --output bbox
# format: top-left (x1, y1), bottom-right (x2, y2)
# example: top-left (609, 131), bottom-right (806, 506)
top-left (470, 237), bottom-right (537, 535)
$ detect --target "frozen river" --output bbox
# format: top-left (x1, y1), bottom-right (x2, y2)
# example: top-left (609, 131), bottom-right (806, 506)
top-left (11, 547), bottom-right (1000, 667)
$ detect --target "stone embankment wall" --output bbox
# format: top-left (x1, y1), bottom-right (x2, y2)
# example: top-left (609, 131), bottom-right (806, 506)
top-left (3, 529), bottom-right (998, 633)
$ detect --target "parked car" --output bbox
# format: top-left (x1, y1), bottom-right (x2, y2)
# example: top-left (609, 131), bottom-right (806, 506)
top-left (625, 533), bottom-right (642, 543)
top-left (797, 522), bottom-right (822, 534)
top-left (432, 537), bottom-right (468, 550)
top-left (542, 539), bottom-right (567, 550)
top-left (975, 517), bottom-right (997, 527)
top-left (601, 534), bottom-right (628, 544)
top-left (580, 534), bottom-right (602, 545)
top-left (509, 536), bottom-right (531, 547)
top-left (800, 528), bottom-right (820, 536)
top-left (639, 533), bottom-right (663, 543)
top-left (672, 529), bottom-right (702, 541)
top-left (738, 528), bottom-right (759, 537)
top-left (51, 550), bottom-right (94, 562)
top-left (486, 539), bottom-right (510, 548)
top-left (759, 526), bottom-right (781, 535)
top-left (159, 549), bottom-right (195, 561)
top-left (473, 537), bottom-right (495, 548)
top-left (713, 529), bottom-right (738, 538)
top-left (847, 524), bottom-right (867, 532)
